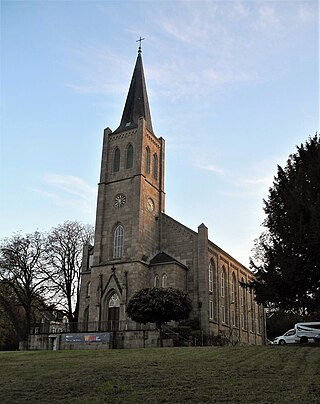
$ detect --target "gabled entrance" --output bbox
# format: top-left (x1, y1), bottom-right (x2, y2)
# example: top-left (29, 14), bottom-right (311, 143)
top-left (108, 292), bottom-right (120, 331)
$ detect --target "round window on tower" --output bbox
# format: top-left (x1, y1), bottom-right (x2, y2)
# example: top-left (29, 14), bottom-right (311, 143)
top-left (114, 193), bottom-right (126, 208)
top-left (147, 198), bottom-right (154, 212)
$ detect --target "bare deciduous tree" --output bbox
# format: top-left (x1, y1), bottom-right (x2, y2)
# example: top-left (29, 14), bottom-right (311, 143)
top-left (0, 232), bottom-right (49, 339)
top-left (46, 221), bottom-right (94, 322)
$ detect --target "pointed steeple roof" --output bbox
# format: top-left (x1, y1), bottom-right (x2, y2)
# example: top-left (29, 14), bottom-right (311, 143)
top-left (114, 50), bottom-right (154, 134)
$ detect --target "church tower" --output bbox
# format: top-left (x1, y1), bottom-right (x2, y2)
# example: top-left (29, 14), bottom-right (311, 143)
top-left (77, 46), bottom-right (265, 347)
top-left (79, 46), bottom-right (165, 330)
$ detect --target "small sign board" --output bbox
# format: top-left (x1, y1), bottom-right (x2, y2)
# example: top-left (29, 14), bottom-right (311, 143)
top-left (62, 333), bottom-right (110, 343)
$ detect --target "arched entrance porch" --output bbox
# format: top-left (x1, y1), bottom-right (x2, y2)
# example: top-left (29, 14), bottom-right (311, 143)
top-left (106, 291), bottom-right (120, 331)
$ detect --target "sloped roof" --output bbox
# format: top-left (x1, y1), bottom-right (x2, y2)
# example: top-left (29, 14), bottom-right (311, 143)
top-left (114, 52), bottom-right (154, 134)
top-left (149, 252), bottom-right (188, 269)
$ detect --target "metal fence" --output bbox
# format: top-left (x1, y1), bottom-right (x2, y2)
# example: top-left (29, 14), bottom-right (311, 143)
top-left (32, 320), bottom-right (156, 334)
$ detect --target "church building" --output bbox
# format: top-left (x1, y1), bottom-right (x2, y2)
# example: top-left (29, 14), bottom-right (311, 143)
top-left (78, 46), bottom-right (265, 346)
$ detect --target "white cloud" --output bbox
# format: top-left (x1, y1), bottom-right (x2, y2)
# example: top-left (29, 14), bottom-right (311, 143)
top-left (297, 3), bottom-right (318, 24)
top-left (221, 174), bottom-right (273, 202)
top-left (195, 163), bottom-right (224, 175)
top-left (63, 44), bottom-right (131, 95)
top-left (240, 176), bottom-right (272, 188)
top-left (60, 2), bottom-right (261, 100)
top-left (44, 174), bottom-right (96, 199)
top-left (61, 1), bottom-right (317, 101)
top-left (30, 175), bottom-right (96, 218)
top-left (231, 1), bottom-right (250, 18)
top-left (257, 4), bottom-right (279, 29)
top-left (156, 2), bottom-right (219, 45)
top-left (203, 68), bottom-right (255, 85)
top-left (147, 61), bottom-right (258, 101)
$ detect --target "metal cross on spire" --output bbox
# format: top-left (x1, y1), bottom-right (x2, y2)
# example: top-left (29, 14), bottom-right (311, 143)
top-left (136, 36), bottom-right (145, 53)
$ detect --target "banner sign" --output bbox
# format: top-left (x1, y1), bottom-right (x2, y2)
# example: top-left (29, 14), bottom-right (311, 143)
top-left (62, 333), bottom-right (110, 343)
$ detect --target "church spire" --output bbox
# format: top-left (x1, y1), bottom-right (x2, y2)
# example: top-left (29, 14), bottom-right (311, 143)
top-left (114, 45), bottom-right (154, 134)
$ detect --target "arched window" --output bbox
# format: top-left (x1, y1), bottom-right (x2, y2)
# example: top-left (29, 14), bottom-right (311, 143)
top-left (221, 267), bottom-right (227, 324)
top-left (86, 281), bottom-right (91, 297)
top-left (113, 224), bottom-right (124, 258)
top-left (145, 146), bottom-right (150, 174)
top-left (209, 261), bottom-right (213, 292)
top-left (126, 144), bottom-right (133, 169)
top-left (250, 292), bottom-right (255, 332)
top-left (152, 153), bottom-right (158, 180)
top-left (241, 277), bottom-right (246, 329)
top-left (221, 269), bottom-right (225, 297)
top-left (113, 147), bottom-right (120, 172)
top-left (208, 259), bottom-right (217, 322)
top-left (154, 274), bottom-right (160, 287)
top-left (161, 273), bottom-right (168, 288)
top-left (221, 305), bottom-right (226, 324)
top-left (231, 273), bottom-right (236, 326)
top-left (231, 308), bottom-right (236, 327)
top-left (231, 273), bottom-right (236, 303)
top-left (242, 280), bottom-right (246, 308)
top-left (108, 292), bottom-right (120, 308)
top-left (88, 254), bottom-right (93, 271)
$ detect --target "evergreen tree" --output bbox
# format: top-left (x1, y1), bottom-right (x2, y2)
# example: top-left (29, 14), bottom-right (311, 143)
top-left (251, 134), bottom-right (320, 314)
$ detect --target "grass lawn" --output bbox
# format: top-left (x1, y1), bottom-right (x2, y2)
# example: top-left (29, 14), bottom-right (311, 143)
top-left (0, 345), bottom-right (319, 403)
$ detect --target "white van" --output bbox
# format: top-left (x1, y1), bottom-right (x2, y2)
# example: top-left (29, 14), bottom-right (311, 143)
top-left (294, 322), bottom-right (320, 344)
top-left (273, 322), bottom-right (320, 345)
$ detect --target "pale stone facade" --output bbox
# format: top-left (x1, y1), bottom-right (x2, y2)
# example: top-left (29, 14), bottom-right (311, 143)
top-left (78, 50), bottom-right (265, 345)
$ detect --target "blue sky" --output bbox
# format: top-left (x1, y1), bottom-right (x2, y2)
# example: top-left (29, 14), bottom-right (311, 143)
top-left (1, 0), bottom-right (319, 266)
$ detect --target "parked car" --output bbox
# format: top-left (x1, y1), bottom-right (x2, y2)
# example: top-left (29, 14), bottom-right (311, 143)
top-left (314, 334), bottom-right (320, 343)
top-left (273, 329), bottom-right (296, 345)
